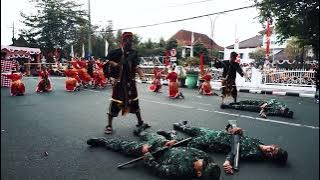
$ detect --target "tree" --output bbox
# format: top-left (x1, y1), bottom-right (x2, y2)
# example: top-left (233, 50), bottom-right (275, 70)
top-left (115, 30), bottom-right (123, 47)
top-left (193, 42), bottom-right (210, 65)
top-left (166, 39), bottom-right (178, 51)
top-left (102, 20), bottom-right (117, 51)
top-left (20, 0), bottom-right (88, 52)
top-left (255, 0), bottom-right (319, 59)
top-left (249, 47), bottom-right (266, 68)
top-left (284, 37), bottom-right (303, 60)
top-left (284, 37), bottom-right (313, 67)
top-left (144, 38), bottom-right (155, 49)
top-left (159, 37), bottom-right (166, 48)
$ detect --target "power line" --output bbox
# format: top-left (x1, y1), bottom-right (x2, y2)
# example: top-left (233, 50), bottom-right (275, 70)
top-left (167, 0), bottom-right (215, 8)
top-left (95, 4), bottom-right (256, 33)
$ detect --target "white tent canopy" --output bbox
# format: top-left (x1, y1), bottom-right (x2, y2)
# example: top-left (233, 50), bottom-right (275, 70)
top-left (1, 45), bottom-right (41, 54)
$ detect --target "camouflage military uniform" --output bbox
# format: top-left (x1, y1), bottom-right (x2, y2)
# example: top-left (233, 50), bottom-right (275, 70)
top-left (100, 132), bottom-right (170, 157)
top-left (145, 146), bottom-right (219, 178)
top-left (226, 99), bottom-right (293, 118)
top-left (87, 132), bottom-right (220, 179)
top-left (174, 125), bottom-right (265, 162)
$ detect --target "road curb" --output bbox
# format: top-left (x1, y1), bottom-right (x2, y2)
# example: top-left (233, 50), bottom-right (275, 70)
top-left (124, 80), bottom-right (316, 98)
top-left (236, 88), bottom-right (315, 98)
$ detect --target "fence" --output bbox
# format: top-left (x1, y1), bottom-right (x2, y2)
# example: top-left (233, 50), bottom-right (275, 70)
top-left (138, 65), bottom-right (317, 91)
top-left (262, 68), bottom-right (316, 87)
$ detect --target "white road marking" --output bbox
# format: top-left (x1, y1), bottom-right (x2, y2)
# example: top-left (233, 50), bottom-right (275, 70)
top-left (141, 99), bottom-right (319, 130)
top-left (249, 89), bottom-right (261, 94)
top-left (141, 99), bottom-right (193, 109)
top-left (239, 115), bottom-right (256, 119)
top-left (300, 93), bottom-right (315, 98)
top-left (272, 91), bottom-right (286, 96)
top-left (194, 102), bottom-right (212, 106)
top-left (254, 117), bottom-right (319, 129)
top-left (83, 89), bottom-right (100, 93)
top-left (197, 108), bottom-right (210, 111)
top-left (68, 86), bottom-right (319, 130)
top-left (213, 111), bottom-right (240, 117)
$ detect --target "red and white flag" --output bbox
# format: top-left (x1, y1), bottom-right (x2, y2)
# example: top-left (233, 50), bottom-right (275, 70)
top-left (265, 18), bottom-right (271, 60)
top-left (164, 51), bottom-right (170, 66)
top-left (199, 53), bottom-right (204, 73)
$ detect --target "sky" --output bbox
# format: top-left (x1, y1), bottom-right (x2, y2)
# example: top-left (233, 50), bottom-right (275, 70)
top-left (1, 0), bottom-right (265, 48)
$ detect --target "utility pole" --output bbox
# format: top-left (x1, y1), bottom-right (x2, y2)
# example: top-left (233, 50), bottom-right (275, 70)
top-left (88, 0), bottom-right (92, 59)
top-left (208, 14), bottom-right (223, 60)
top-left (10, 22), bottom-right (15, 45)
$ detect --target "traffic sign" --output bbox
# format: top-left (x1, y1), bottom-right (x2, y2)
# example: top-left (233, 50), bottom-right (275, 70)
top-left (170, 49), bottom-right (177, 57)
top-left (170, 57), bottom-right (177, 61)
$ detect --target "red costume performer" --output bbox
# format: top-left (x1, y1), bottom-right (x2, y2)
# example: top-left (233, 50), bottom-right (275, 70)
top-left (149, 67), bottom-right (164, 92)
top-left (77, 59), bottom-right (92, 87)
top-left (165, 67), bottom-right (184, 99)
top-left (36, 67), bottom-right (53, 92)
top-left (92, 62), bottom-right (107, 89)
top-left (2, 71), bottom-right (25, 96)
top-left (64, 64), bottom-right (80, 91)
top-left (199, 72), bottom-right (218, 96)
top-left (70, 60), bottom-right (81, 84)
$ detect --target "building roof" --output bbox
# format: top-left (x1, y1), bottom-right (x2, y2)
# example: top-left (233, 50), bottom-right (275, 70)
top-left (226, 27), bottom-right (276, 49)
top-left (1, 45), bottom-right (41, 54)
top-left (10, 36), bottom-right (29, 47)
top-left (168, 29), bottom-right (224, 51)
top-left (226, 34), bottom-right (264, 49)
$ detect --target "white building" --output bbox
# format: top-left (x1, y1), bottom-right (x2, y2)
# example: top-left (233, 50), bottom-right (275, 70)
top-left (224, 27), bottom-right (287, 64)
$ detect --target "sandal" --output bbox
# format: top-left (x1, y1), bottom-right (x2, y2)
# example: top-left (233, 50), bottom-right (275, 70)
top-left (105, 125), bottom-right (113, 134)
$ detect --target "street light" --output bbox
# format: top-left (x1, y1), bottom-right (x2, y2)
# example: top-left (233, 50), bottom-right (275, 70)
top-left (207, 14), bottom-right (224, 61)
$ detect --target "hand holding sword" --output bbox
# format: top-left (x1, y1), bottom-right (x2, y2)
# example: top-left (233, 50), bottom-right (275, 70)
top-left (225, 120), bottom-right (242, 172)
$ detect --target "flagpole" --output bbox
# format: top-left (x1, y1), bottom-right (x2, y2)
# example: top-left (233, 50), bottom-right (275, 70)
top-left (82, 44), bottom-right (85, 58)
top-left (105, 40), bottom-right (109, 57)
top-left (70, 45), bottom-right (74, 58)
top-left (88, 0), bottom-right (92, 58)
top-left (190, 32), bottom-right (194, 57)
top-left (265, 18), bottom-right (271, 63)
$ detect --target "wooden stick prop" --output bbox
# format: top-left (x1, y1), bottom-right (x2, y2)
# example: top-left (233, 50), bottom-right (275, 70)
top-left (117, 137), bottom-right (192, 169)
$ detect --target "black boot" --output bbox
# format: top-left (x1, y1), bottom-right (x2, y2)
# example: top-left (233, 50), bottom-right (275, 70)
top-left (173, 120), bottom-right (188, 130)
top-left (157, 130), bottom-right (177, 140)
top-left (133, 123), bottom-right (151, 136)
top-left (285, 111), bottom-right (294, 118)
top-left (87, 138), bottom-right (107, 147)
top-left (220, 104), bottom-right (227, 109)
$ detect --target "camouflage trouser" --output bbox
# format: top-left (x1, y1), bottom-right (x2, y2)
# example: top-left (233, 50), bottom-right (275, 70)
top-left (103, 138), bottom-right (145, 157)
top-left (103, 132), bottom-right (168, 157)
top-left (227, 101), bottom-right (262, 112)
top-left (227, 100), bottom-right (293, 118)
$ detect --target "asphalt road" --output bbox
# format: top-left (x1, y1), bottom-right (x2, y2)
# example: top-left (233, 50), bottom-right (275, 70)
top-left (1, 77), bottom-right (319, 180)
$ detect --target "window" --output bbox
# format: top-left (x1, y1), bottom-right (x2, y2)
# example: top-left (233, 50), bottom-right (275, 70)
top-left (239, 53), bottom-right (244, 59)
